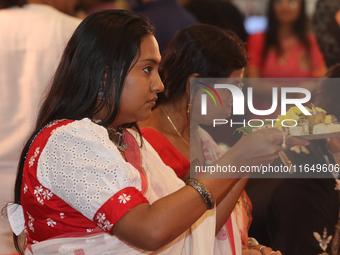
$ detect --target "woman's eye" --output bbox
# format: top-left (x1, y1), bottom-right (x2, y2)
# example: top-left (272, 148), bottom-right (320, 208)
top-left (143, 66), bottom-right (152, 74)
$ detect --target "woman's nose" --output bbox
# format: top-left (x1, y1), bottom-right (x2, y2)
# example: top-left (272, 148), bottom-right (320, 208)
top-left (150, 74), bottom-right (164, 93)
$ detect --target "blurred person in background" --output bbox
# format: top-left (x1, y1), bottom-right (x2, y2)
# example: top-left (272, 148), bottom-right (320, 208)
top-left (132, 0), bottom-right (198, 53)
top-left (246, 0), bottom-right (326, 79)
top-left (183, 0), bottom-right (248, 42)
top-left (0, 0), bottom-right (81, 253)
top-left (74, 0), bottom-right (129, 19)
top-left (313, 0), bottom-right (340, 69)
top-left (245, 0), bottom-right (327, 120)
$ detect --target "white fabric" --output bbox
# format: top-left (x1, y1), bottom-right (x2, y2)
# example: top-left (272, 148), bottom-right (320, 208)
top-left (24, 119), bottom-right (216, 254)
top-left (7, 203), bottom-right (25, 236)
top-left (0, 4), bottom-right (80, 254)
top-left (214, 213), bottom-right (242, 255)
top-left (38, 118), bottom-right (144, 221)
top-left (196, 127), bottom-right (243, 255)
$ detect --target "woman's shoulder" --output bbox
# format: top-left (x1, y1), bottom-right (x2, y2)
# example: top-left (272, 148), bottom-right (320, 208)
top-left (53, 118), bottom-right (107, 136)
top-left (141, 127), bottom-right (167, 141)
top-left (44, 118), bottom-right (122, 156)
top-left (141, 127), bottom-right (177, 146)
top-left (141, 127), bottom-right (179, 152)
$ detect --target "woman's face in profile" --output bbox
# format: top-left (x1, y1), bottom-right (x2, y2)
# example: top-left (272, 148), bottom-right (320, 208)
top-left (114, 35), bottom-right (164, 126)
top-left (191, 68), bottom-right (244, 126)
top-left (273, 0), bottom-right (302, 24)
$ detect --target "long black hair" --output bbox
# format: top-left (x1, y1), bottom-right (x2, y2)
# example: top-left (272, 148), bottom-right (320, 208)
top-left (264, 0), bottom-right (310, 58)
top-left (11, 9), bottom-right (154, 253)
top-left (157, 24), bottom-right (248, 107)
top-left (0, 0), bottom-right (26, 8)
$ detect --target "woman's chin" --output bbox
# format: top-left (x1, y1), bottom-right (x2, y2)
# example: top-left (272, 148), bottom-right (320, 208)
top-left (138, 112), bottom-right (152, 122)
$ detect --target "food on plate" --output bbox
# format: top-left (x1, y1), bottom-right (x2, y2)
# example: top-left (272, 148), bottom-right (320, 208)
top-left (313, 123), bottom-right (340, 135)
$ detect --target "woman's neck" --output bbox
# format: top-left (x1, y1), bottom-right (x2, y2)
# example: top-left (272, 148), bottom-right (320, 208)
top-left (157, 104), bottom-right (190, 141)
top-left (277, 23), bottom-right (296, 41)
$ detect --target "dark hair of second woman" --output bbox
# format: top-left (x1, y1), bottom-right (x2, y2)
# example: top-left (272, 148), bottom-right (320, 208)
top-left (264, 0), bottom-right (310, 58)
top-left (312, 63), bottom-right (340, 118)
top-left (157, 24), bottom-right (248, 107)
top-left (12, 10), bottom-right (154, 253)
top-left (0, 0), bottom-right (26, 8)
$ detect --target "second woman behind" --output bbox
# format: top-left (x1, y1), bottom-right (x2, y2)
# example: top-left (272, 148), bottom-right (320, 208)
top-left (140, 24), bottom-right (275, 255)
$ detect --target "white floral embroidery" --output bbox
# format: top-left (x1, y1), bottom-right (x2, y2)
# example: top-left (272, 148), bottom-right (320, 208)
top-left (37, 197), bottom-right (44, 205)
top-left (118, 193), bottom-right (131, 204)
top-left (42, 189), bottom-right (53, 200)
top-left (46, 218), bottom-right (56, 228)
top-left (96, 213), bottom-right (106, 224)
top-left (27, 212), bottom-right (34, 233)
top-left (29, 147), bottom-right (40, 167)
top-left (23, 183), bottom-right (28, 194)
top-left (34, 186), bottom-right (43, 196)
top-left (60, 213), bottom-right (65, 219)
top-left (86, 228), bottom-right (93, 233)
top-left (34, 186), bottom-right (53, 205)
top-left (102, 220), bottom-right (113, 231)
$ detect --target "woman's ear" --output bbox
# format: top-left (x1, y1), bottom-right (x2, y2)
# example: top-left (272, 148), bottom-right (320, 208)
top-left (186, 73), bottom-right (200, 96)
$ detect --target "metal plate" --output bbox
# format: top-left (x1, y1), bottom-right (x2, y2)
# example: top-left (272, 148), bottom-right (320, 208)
top-left (293, 131), bottom-right (340, 140)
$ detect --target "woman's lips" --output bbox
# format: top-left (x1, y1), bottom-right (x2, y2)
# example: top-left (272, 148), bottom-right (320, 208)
top-left (147, 97), bottom-right (157, 106)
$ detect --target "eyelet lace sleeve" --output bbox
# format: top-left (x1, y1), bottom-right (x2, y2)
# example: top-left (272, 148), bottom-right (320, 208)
top-left (37, 118), bottom-right (148, 230)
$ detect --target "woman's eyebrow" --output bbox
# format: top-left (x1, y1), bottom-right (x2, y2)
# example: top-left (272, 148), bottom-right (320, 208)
top-left (139, 58), bottom-right (160, 65)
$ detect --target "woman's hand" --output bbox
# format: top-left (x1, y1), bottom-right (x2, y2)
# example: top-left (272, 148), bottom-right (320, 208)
top-left (243, 245), bottom-right (283, 255)
top-left (242, 249), bottom-right (262, 255)
top-left (227, 128), bottom-right (309, 169)
top-left (327, 137), bottom-right (340, 155)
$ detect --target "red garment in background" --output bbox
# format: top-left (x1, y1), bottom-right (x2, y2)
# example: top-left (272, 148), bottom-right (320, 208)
top-left (141, 128), bottom-right (189, 179)
top-left (247, 32), bottom-right (327, 78)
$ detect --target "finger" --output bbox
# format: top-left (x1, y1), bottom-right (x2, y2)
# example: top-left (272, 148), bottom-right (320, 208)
top-left (274, 135), bottom-right (309, 150)
top-left (256, 128), bottom-right (287, 135)
top-left (283, 136), bottom-right (309, 149)
top-left (260, 247), bottom-right (273, 255)
top-left (252, 245), bottom-right (272, 254)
